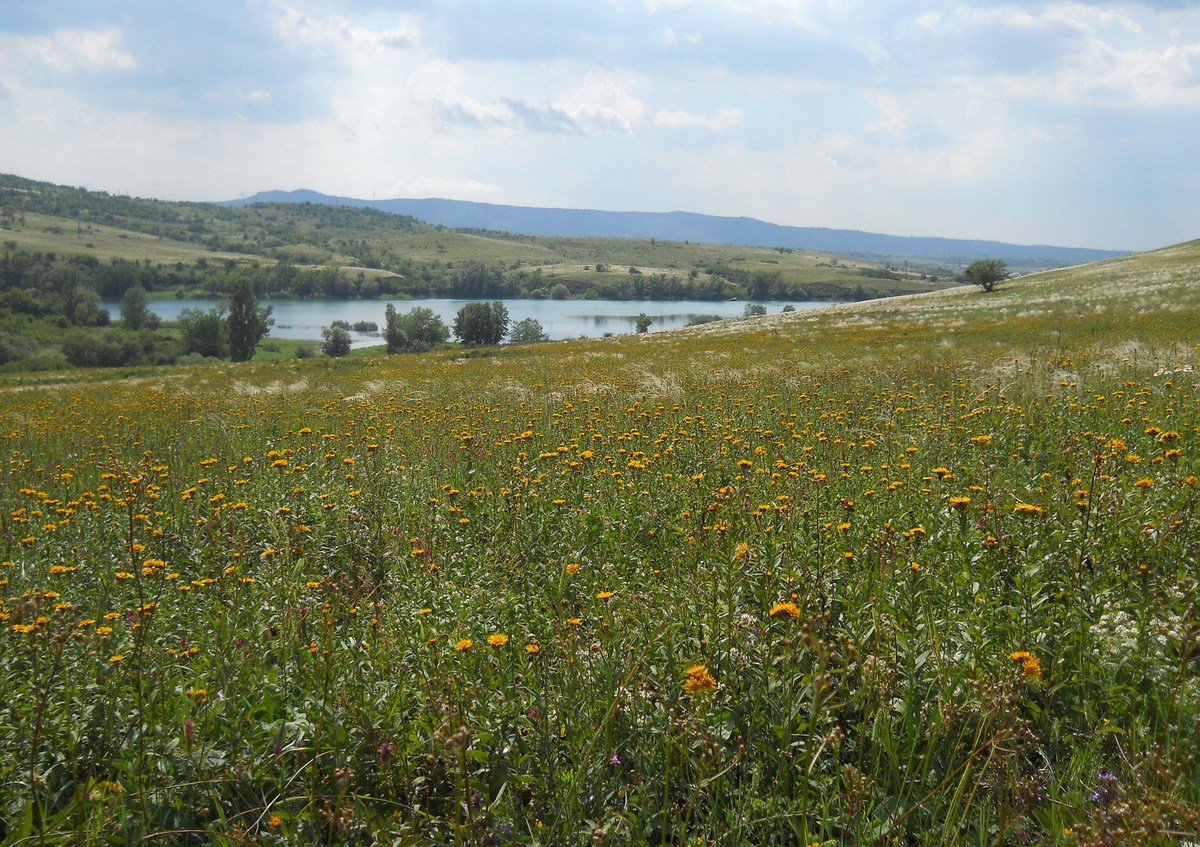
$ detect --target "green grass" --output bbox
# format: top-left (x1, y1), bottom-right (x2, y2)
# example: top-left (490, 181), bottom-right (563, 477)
top-left (3, 212), bottom-right (256, 265)
top-left (0, 242), bottom-right (1197, 845)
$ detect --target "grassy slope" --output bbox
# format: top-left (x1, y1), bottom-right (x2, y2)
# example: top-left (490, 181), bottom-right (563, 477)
top-left (0, 240), bottom-right (1196, 845)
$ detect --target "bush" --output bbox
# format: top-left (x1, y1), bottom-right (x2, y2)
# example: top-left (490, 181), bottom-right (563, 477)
top-left (60, 330), bottom-right (149, 368)
top-left (175, 352), bottom-right (225, 366)
top-left (386, 305), bottom-right (450, 353)
top-left (0, 330), bottom-right (37, 365)
top-left (0, 347), bottom-right (69, 373)
top-left (322, 325), bottom-right (353, 357)
top-left (509, 317), bottom-right (549, 345)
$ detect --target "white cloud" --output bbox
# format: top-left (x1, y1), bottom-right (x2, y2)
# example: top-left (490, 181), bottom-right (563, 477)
top-left (271, 3), bottom-right (418, 64)
top-left (660, 25), bottom-right (703, 45)
top-left (18, 27), bottom-right (137, 73)
top-left (916, 11), bottom-right (942, 32)
top-left (2, 0), bottom-right (1198, 250)
top-left (385, 176), bottom-right (502, 198)
top-left (558, 69), bottom-right (649, 134)
top-left (987, 34), bottom-right (1200, 107)
top-left (652, 106), bottom-right (742, 130)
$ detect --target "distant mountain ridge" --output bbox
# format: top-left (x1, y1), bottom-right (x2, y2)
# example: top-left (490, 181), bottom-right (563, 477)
top-left (222, 189), bottom-right (1127, 268)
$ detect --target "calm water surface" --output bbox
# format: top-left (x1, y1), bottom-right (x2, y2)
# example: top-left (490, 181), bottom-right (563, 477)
top-left (109, 298), bottom-right (834, 347)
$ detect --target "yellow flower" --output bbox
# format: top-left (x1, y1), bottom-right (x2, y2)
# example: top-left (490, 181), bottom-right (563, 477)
top-left (768, 601), bottom-right (800, 618)
top-left (109, 654), bottom-right (124, 663)
top-left (1013, 503), bottom-right (1046, 516)
top-left (454, 638), bottom-right (473, 652)
top-left (525, 643), bottom-right (540, 654)
top-left (1009, 650), bottom-right (1042, 680)
top-left (684, 664), bottom-right (717, 695)
top-left (596, 590), bottom-right (615, 600)
top-left (487, 633), bottom-right (509, 647)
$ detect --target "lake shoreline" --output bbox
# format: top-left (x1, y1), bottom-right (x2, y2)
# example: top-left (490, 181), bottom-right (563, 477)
top-left (104, 297), bottom-right (839, 346)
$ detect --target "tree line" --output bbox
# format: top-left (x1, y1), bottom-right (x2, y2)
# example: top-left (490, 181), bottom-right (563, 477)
top-left (3, 239), bottom-right (871, 312)
top-left (321, 302), bottom-right (549, 358)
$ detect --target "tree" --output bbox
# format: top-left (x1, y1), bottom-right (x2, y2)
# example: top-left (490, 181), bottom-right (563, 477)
top-left (635, 313), bottom-right (652, 334)
top-left (453, 301), bottom-right (509, 346)
top-left (744, 303), bottom-right (768, 317)
top-left (120, 285), bottom-right (150, 330)
top-left (179, 308), bottom-right (228, 359)
top-left (384, 304), bottom-right (406, 354)
top-left (322, 325), bottom-right (352, 357)
top-left (401, 306), bottom-right (449, 349)
top-left (509, 317), bottom-right (548, 345)
top-left (964, 259), bottom-right (1008, 292)
top-left (227, 280), bottom-right (273, 362)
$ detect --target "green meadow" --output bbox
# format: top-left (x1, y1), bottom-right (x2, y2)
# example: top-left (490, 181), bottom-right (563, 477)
top-left (1, 240), bottom-right (1198, 845)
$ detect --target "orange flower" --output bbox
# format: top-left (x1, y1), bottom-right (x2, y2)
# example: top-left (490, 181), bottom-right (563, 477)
top-left (768, 601), bottom-right (800, 618)
top-left (1009, 650), bottom-right (1042, 680)
top-left (684, 664), bottom-right (717, 695)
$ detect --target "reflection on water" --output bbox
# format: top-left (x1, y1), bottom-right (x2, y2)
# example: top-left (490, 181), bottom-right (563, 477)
top-left (104, 298), bottom-right (833, 346)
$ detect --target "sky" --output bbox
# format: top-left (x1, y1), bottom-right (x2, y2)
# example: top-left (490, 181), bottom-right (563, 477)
top-left (2, 1), bottom-right (1198, 252)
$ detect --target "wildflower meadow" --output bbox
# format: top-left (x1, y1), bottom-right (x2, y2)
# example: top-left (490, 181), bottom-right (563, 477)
top-left (1, 243), bottom-right (1198, 845)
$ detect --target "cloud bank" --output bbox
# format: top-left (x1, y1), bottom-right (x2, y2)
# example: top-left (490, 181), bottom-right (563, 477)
top-left (1, 1), bottom-right (1198, 250)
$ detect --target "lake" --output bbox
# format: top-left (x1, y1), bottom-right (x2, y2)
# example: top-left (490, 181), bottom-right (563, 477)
top-left (105, 297), bottom-right (834, 347)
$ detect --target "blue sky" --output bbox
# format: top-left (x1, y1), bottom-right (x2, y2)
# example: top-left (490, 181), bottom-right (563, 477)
top-left (2, 1), bottom-right (1198, 251)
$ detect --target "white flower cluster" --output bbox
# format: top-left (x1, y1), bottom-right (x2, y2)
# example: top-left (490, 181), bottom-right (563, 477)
top-left (1089, 608), bottom-right (1190, 684)
top-left (1090, 609), bottom-right (1140, 663)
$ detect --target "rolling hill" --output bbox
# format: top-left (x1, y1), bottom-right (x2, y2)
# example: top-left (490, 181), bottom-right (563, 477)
top-left (224, 188), bottom-right (1129, 270)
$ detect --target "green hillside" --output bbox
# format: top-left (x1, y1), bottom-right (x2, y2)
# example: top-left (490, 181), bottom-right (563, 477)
top-left (1, 172), bottom-right (953, 301)
top-left (1, 172), bottom-right (966, 373)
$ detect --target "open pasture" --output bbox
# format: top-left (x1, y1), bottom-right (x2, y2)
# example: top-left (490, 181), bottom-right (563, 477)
top-left (1, 244), bottom-right (1198, 845)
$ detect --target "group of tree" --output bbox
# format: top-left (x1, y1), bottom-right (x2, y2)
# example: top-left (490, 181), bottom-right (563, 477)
top-left (343, 302), bottom-right (548, 358)
top-left (382, 305), bottom-right (451, 354)
top-left (176, 281), bottom-right (274, 362)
